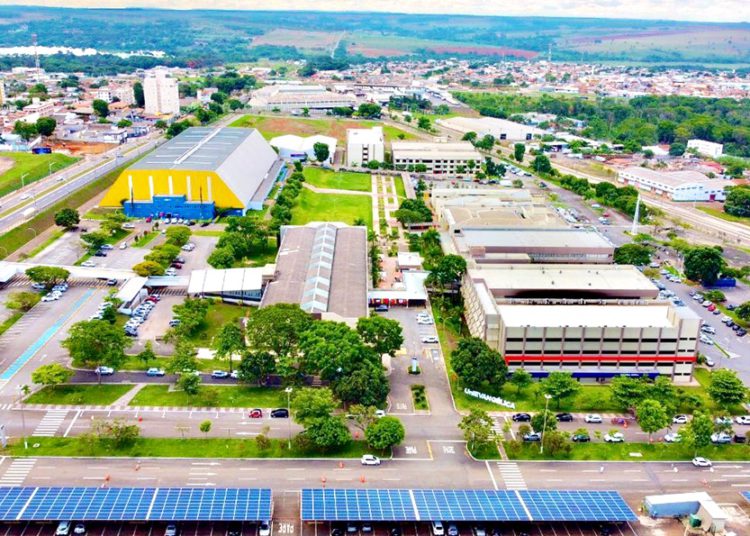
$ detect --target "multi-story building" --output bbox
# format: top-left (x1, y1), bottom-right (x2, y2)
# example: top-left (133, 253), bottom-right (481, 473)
top-left (346, 127), bottom-right (384, 167)
top-left (687, 139), bottom-right (723, 159)
top-left (391, 141), bottom-right (482, 175)
top-left (462, 264), bottom-right (700, 382)
top-left (143, 68), bottom-right (180, 116)
top-left (618, 167), bottom-right (728, 202)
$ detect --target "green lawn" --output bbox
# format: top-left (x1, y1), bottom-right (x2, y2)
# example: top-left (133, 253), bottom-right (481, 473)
top-left (229, 115), bottom-right (414, 142)
top-left (304, 168), bottom-right (372, 192)
top-left (0, 311), bottom-right (23, 337)
top-left (697, 206), bottom-right (750, 227)
top-left (0, 152), bottom-right (79, 198)
top-left (505, 440), bottom-right (750, 462)
top-left (192, 230), bottom-right (224, 237)
top-left (394, 175), bottom-right (407, 200)
top-left (182, 302), bottom-right (250, 347)
top-left (4, 436), bottom-right (381, 459)
top-left (291, 189), bottom-right (373, 228)
top-left (120, 353), bottom-right (237, 373)
top-left (26, 384), bottom-right (133, 406)
top-left (129, 385), bottom-right (287, 408)
top-left (133, 231), bottom-right (159, 248)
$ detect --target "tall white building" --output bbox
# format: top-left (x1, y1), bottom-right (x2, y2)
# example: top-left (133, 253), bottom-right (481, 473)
top-left (0, 80), bottom-right (5, 107)
top-left (687, 139), bottom-right (723, 159)
top-left (346, 127), bottom-right (384, 167)
top-left (143, 69), bottom-right (180, 116)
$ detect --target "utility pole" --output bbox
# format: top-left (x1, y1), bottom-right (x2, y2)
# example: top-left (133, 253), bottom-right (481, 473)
top-left (32, 33), bottom-right (40, 72)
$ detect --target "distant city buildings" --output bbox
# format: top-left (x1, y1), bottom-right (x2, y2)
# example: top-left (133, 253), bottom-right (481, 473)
top-left (143, 68), bottom-right (180, 116)
top-left (346, 127), bottom-right (384, 168)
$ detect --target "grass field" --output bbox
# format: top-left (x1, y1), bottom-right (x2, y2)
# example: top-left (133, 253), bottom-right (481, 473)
top-left (291, 189), bottom-right (373, 228)
top-left (304, 168), bottom-right (372, 192)
top-left (229, 115), bottom-right (415, 143)
top-left (4, 436), bottom-right (380, 459)
top-left (26, 384), bottom-right (133, 405)
top-left (394, 176), bottom-right (406, 200)
top-left (0, 311), bottom-right (23, 337)
top-left (697, 206), bottom-right (750, 227)
top-left (0, 152), bottom-right (79, 198)
top-left (181, 302), bottom-right (250, 347)
top-left (129, 385), bottom-right (287, 408)
top-left (133, 231), bottom-right (158, 248)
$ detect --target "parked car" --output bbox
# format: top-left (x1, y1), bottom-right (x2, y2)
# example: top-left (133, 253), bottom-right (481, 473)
top-left (165, 268), bottom-right (177, 276)
top-left (360, 454), bottom-right (381, 466)
top-left (701, 325), bottom-right (716, 334)
top-left (211, 370), bottom-right (229, 379)
top-left (95, 366), bottom-right (114, 376)
top-left (56, 522), bottom-right (72, 536)
top-left (346, 524), bottom-right (358, 534)
top-left (571, 433), bottom-right (590, 442)
top-left (735, 416), bottom-right (750, 425)
top-left (512, 413), bottom-right (531, 422)
top-left (169, 319), bottom-right (181, 327)
top-left (73, 524), bottom-right (86, 535)
top-left (523, 432), bottom-right (541, 442)
top-left (715, 416), bottom-right (733, 426)
top-left (734, 433), bottom-right (746, 444)
top-left (374, 305), bottom-right (389, 312)
top-left (692, 457), bottom-right (712, 467)
top-left (556, 413), bottom-right (574, 422)
top-left (663, 432), bottom-right (682, 443)
top-left (41, 293), bottom-right (60, 302)
top-left (447, 526), bottom-right (459, 536)
top-left (146, 368), bottom-right (165, 377)
top-left (705, 358), bottom-right (716, 367)
top-left (258, 523), bottom-right (270, 536)
top-left (584, 414), bottom-right (603, 423)
top-left (248, 409), bottom-right (263, 419)
top-left (375, 409), bottom-right (387, 418)
top-left (711, 432), bottom-right (732, 444)
top-left (270, 408), bottom-right (289, 418)
top-left (673, 415), bottom-right (689, 424)
top-left (107, 278), bottom-right (118, 286)
top-left (604, 432), bottom-right (625, 443)
top-left (81, 260), bottom-right (96, 267)
top-left (421, 336), bottom-right (439, 344)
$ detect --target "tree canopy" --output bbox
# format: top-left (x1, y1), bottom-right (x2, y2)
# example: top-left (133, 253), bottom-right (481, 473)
top-left (451, 337), bottom-right (507, 390)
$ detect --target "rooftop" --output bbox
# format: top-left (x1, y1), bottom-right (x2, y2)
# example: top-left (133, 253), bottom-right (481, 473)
top-left (497, 304), bottom-right (699, 328)
top-left (347, 127), bottom-right (384, 145)
top-left (621, 167), bottom-right (727, 189)
top-left (458, 227), bottom-right (614, 250)
top-left (391, 141), bottom-right (481, 159)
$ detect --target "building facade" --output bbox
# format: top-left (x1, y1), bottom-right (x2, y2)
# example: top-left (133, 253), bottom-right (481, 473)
top-left (346, 127), bottom-right (384, 167)
top-left (687, 139), bottom-right (723, 159)
top-left (618, 167), bottom-right (728, 202)
top-left (391, 141), bottom-right (482, 175)
top-left (143, 68), bottom-right (180, 116)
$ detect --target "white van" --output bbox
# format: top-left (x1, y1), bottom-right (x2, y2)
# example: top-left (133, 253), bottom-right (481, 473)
top-left (56, 522), bottom-right (71, 536)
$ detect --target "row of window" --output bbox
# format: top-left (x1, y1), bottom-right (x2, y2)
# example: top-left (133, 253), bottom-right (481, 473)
top-left (506, 337), bottom-right (684, 343)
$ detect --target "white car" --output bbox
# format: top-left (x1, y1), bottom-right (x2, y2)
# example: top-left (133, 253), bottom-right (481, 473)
top-left (735, 416), bottom-right (750, 425)
top-left (711, 432), bottom-right (732, 444)
top-left (705, 358), bottom-right (716, 367)
top-left (81, 260), bottom-right (96, 267)
top-left (375, 409), bottom-right (386, 418)
top-left (715, 416), bottom-right (733, 426)
top-left (700, 334), bottom-right (713, 345)
top-left (41, 293), bottom-right (60, 302)
top-left (584, 414), bottom-right (603, 423)
top-left (604, 432), bottom-right (625, 443)
top-left (692, 457), bottom-right (712, 467)
top-left (165, 268), bottom-right (177, 276)
top-left (259, 522), bottom-right (271, 536)
top-left (119, 242), bottom-right (128, 249)
top-left (431, 522), bottom-right (445, 536)
top-left (95, 366), bottom-right (115, 376)
top-left (417, 318), bottom-right (434, 325)
top-left (701, 325), bottom-right (716, 334)
top-left (73, 524), bottom-right (86, 536)
top-left (672, 415), bottom-right (689, 424)
top-left (361, 454), bottom-right (381, 466)
top-left (421, 336), bottom-right (439, 344)
top-left (663, 432), bottom-right (682, 443)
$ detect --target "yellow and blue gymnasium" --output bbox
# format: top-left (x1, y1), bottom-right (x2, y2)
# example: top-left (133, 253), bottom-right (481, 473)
top-left (102, 127), bottom-right (286, 218)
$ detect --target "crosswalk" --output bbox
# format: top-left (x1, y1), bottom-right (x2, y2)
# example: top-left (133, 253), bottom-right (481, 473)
top-left (33, 409), bottom-right (68, 437)
top-left (491, 418), bottom-right (505, 436)
top-left (0, 458), bottom-right (37, 486)
top-left (496, 461), bottom-right (527, 490)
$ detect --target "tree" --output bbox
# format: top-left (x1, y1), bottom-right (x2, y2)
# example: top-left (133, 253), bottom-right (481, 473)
top-left (177, 373), bottom-right (201, 401)
top-left (636, 399), bottom-right (669, 442)
top-left (54, 208), bottom-right (80, 230)
top-left (736, 301), bottom-right (750, 321)
top-left (510, 369), bottom-right (533, 394)
top-left (62, 320), bottom-right (128, 376)
top-left (137, 340), bottom-right (156, 366)
top-left (356, 316), bottom-right (404, 357)
top-left (91, 419), bottom-right (140, 448)
top-left (724, 186), bottom-right (750, 218)
top-left (208, 247), bottom-right (235, 269)
top-left (684, 246), bottom-right (725, 285)
top-left (613, 243), bottom-right (652, 265)
top-left (669, 142), bottom-right (686, 156)
top-left (199, 420), bottom-right (212, 437)
top-left (531, 410), bottom-right (557, 434)
top-left (300, 321), bottom-right (378, 380)
top-left (167, 339), bottom-right (199, 374)
top-left (133, 261), bottom-right (165, 277)
top-left (133, 81), bottom-right (145, 107)
top-left (292, 387), bottom-right (337, 426)
top-left (514, 143), bottom-right (525, 162)
top-left (365, 416), bottom-right (405, 450)
top-left (332, 363), bottom-right (390, 407)
top-left (707, 369), bottom-right (747, 409)
top-left (6, 290), bottom-right (40, 311)
top-left (540, 372), bottom-right (581, 409)
top-left (610, 376), bottom-right (646, 410)
top-left (531, 155), bottom-right (552, 174)
top-left (212, 322), bottom-right (245, 372)
top-left (245, 304), bottom-right (312, 362)
top-left (171, 298), bottom-right (209, 337)
top-left (426, 254), bottom-right (467, 289)
top-left (417, 116), bottom-right (431, 130)
top-left (462, 132), bottom-right (477, 143)
top-left (458, 409), bottom-right (494, 452)
top-left (13, 121), bottom-right (37, 141)
top-left (357, 103), bottom-right (381, 119)
top-left (304, 416), bottom-right (351, 451)
top-left (684, 411), bottom-right (714, 455)
top-left (92, 99), bottom-right (109, 118)
top-left (165, 225), bottom-right (191, 247)
top-left (31, 363), bottom-right (73, 387)
top-left (347, 404), bottom-right (378, 433)
top-left (25, 266), bottom-right (70, 289)
top-left (35, 117), bottom-right (57, 137)
top-left (313, 142), bottom-right (330, 162)
top-left (450, 338), bottom-right (507, 390)
top-left (541, 430), bottom-right (571, 457)
top-left (81, 231), bottom-right (108, 254)
top-left (237, 351), bottom-right (276, 386)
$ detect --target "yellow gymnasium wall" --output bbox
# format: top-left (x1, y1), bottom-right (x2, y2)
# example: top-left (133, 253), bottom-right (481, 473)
top-left (101, 169), bottom-right (244, 209)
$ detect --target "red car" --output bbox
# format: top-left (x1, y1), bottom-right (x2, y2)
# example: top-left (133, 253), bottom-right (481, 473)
top-left (707, 304), bottom-right (717, 312)
top-left (145, 216), bottom-right (152, 223)
top-left (249, 409), bottom-right (263, 419)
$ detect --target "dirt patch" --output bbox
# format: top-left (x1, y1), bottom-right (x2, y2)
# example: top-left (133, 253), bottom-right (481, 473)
top-left (0, 157), bottom-right (13, 176)
top-left (48, 140), bottom-right (115, 155)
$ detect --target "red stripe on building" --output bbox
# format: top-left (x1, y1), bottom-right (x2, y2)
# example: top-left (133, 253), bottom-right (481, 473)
top-left (505, 354), bottom-right (697, 362)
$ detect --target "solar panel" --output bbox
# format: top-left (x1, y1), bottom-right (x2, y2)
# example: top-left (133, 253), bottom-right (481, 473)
top-left (518, 490), bottom-right (637, 522)
top-left (150, 488), bottom-right (272, 521)
top-left (742, 491), bottom-right (750, 503)
top-left (0, 487), bottom-right (35, 521)
top-left (20, 487), bottom-right (155, 521)
top-left (412, 490), bottom-right (528, 522)
top-left (301, 489), bottom-right (417, 521)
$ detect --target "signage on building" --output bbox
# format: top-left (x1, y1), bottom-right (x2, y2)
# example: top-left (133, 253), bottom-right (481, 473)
top-left (463, 388), bottom-right (516, 409)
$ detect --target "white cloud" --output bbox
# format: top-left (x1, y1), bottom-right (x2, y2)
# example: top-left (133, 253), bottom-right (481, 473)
top-left (0, 0), bottom-right (748, 22)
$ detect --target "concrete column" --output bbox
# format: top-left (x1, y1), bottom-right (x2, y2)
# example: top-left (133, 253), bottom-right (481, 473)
top-left (168, 176), bottom-right (174, 195)
top-left (186, 176), bottom-right (191, 201)
top-left (207, 175), bottom-right (213, 201)
top-left (148, 176), bottom-right (154, 200)
top-left (127, 175), bottom-right (133, 199)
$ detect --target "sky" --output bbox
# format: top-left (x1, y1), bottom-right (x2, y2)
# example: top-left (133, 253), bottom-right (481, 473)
top-left (1, 0), bottom-right (748, 23)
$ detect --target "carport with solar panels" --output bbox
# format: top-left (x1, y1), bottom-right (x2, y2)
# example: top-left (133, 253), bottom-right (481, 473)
top-left (0, 488), bottom-right (272, 522)
top-left (300, 489), bottom-right (637, 524)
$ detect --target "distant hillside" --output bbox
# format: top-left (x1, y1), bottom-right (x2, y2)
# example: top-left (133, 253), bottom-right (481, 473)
top-left (0, 6), bottom-right (748, 71)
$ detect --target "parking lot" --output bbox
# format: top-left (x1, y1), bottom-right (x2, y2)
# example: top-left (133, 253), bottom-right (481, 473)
top-left (301, 521), bottom-right (638, 536)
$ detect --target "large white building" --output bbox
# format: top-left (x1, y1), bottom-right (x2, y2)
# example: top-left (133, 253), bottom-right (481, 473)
top-left (687, 139), bottom-right (724, 159)
top-left (437, 116), bottom-right (545, 141)
top-left (143, 68), bottom-right (180, 116)
top-left (270, 134), bottom-right (337, 165)
top-left (346, 127), bottom-right (385, 168)
top-left (618, 167), bottom-right (728, 202)
top-left (249, 84), bottom-right (356, 112)
top-left (391, 141), bottom-right (482, 175)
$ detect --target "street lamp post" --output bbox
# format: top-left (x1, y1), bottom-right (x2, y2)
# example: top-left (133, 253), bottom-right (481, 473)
top-left (540, 394), bottom-right (552, 454)
top-left (285, 387), bottom-right (293, 449)
top-left (18, 385), bottom-right (29, 450)
top-left (20, 172), bottom-right (29, 189)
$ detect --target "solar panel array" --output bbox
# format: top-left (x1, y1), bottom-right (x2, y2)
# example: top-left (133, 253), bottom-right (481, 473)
top-left (0, 487), bottom-right (272, 522)
top-left (300, 489), bottom-right (636, 523)
top-left (301, 489), bottom-right (416, 521)
top-left (742, 491), bottom-right (750, 503)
